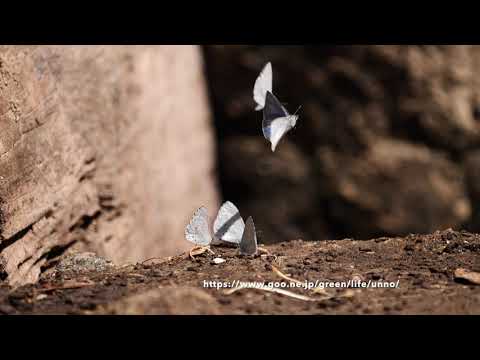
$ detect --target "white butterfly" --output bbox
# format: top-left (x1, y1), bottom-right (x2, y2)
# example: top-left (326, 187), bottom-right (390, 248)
top-left (262, 91), bottom-right (299, 152)
top-left (214, 202), bottom-right (258, 255)
top-left (184, 206), bottom-right (213, 246)
top-left (185, 202), bottom-right (258, 256)
top-left (253, 62), bottom-right (272, 111)
top-left (213, 201), bottom-right (245, 244)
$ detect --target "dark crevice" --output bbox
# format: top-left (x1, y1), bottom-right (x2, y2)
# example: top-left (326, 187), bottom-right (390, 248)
top-left (84, 156), bottom-right (96, 165)
top-left (17, 255), bottom-right (33, 269)
top-left (0, 223), bottom-right (34, 253)
top-left (79, 170), bottom-right (95, 183)
top-left (37, 240), bottom-right (77, 273)
top-left (0, 222), bottom-right (35, 281)
top-left (0, 197), bottom-right (5, 243)
top-left (69, 210), bottom-right (101, 232)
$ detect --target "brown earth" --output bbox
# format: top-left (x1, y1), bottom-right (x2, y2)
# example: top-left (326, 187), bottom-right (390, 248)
top-left (1, 229), bottom-right (479, 315)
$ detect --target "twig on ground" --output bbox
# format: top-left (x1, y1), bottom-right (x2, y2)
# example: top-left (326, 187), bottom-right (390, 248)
top-left (271, 265), bottom-right (303, 286)
top-left (224, 284), bottom-right (319, 302)
top-left (271, 264), bottom-right (331, 297)
top-left (189, 246), bottom-right (215, 260)
top-left (258, 246), bottom-right (272, 256)
top-left (35, 279), bottom-right (95, 293)
top-left (141, 256), bottom-right (173, 265)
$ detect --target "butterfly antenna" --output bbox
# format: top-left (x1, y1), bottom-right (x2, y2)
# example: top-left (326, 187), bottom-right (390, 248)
top-left (293, 105), bottom-right (302, 115)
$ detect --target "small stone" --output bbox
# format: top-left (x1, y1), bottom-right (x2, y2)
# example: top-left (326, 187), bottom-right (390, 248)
top-left (454, 268), bottom-right (480, 285)
top-left (212, 258), bottom-right (226, 265)
top-left (351, 274), bottom-right (364, 282)
top-left (36, 294), bottom-right (48, 301)
top-left (303, 258), bottom-right (312, 265)
top-left (359, 244), bottom-right (372, 252)
top-left (55, 252), bottom-right (115, 274)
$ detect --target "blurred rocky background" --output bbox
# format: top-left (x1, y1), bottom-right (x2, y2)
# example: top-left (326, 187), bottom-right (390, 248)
top-left (203, 45), bottom-right (480, 243)
top-left (3, 45), bottom-right (480, 285)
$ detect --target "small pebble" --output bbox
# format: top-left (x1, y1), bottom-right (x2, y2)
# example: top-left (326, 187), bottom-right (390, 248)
top-left (351, 274), bottom-right (364, 282)
top-left (36, 294), bottom-right (48, 301)
top-left (212, 258), bottom-right (226, 265)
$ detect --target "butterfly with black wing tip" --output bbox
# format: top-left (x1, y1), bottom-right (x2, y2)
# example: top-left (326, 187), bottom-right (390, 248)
top-left (213, 201), bottom-right (245, 245)
top-left (213, 202), bottom-right (258, 255)
top-left (253, 62), bottom-right (300, 152)
top-left (262, 91), bottom-right (300, 152)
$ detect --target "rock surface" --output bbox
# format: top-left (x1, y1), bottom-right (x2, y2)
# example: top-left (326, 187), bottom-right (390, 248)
top-left (0, 45), bottom-right (219, 285)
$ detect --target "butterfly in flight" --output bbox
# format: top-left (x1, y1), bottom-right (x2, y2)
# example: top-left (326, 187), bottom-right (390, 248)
top-left (253, 62), bottom-right (300, 152)
top-left (262, 91), bottom-right (300, 152)
top-left (253, 62), bottom-right (272, 111)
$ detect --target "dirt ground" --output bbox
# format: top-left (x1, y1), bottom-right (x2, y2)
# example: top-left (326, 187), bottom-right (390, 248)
top-left (0, 229), bottom-right (479, 315)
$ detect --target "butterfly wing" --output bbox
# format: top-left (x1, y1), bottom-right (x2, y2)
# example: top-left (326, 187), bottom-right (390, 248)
top-left (185, 206), bottom-right (212, 246)
top-left (213, 201), bottom-right (245, 244)
top-left (253, 62), bottom-right (273, 111)
top-left (262, 92), bottom-right (298, 151)
top-left (239, 216), bottom-right (258, 256)
top-left (262, 91), bottom-right (288, 126)
top-left (263, 116), bottom-right (297, 152)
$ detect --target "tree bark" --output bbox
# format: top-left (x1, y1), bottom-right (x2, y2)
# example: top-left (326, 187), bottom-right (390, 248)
top-left (0, 45), bottom-right (219, 285)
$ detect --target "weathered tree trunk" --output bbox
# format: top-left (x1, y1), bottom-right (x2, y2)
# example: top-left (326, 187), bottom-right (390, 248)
top-left (0, 45), bottom-right (219, 285)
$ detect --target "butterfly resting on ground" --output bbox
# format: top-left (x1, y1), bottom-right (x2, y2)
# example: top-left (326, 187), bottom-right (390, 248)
top-left (185, 201), bottom-right (258, 256)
